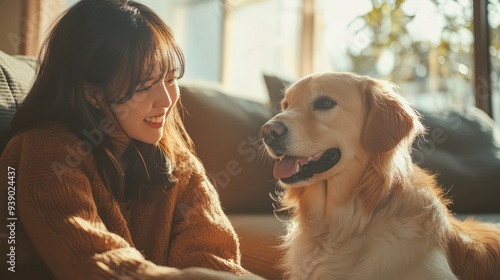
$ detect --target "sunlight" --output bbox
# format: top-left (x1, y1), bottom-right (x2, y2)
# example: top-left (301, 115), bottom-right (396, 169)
top-left (403, 0), bottom-right (447, 45)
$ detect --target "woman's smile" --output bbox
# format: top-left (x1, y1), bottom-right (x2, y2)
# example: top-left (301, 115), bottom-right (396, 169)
top-left (144, 113), bottom-right (166, 129)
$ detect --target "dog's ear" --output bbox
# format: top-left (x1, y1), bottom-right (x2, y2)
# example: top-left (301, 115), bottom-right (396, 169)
top-left (361, 78), bottom-right (423, 153)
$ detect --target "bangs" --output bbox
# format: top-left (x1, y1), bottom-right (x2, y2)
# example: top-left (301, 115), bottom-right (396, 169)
top-left (106, 17), bottom-right (185, 105)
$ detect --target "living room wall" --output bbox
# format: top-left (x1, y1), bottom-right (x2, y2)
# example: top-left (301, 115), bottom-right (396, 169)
top-left (0, 0), bottom-right (22, 55)
top-left (0, 0), bottom-right (66, 56)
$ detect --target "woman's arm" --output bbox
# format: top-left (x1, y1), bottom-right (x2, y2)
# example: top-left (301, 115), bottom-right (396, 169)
top-left (0, 132), bottom-right (264, 280)
top-left (10, 157), bottom-right (179, 279)
top-left (168, 157), bottom-right (252, 275)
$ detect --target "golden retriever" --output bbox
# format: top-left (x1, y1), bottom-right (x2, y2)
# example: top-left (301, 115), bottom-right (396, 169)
top-left (260, 72), bottom-right (500, 280)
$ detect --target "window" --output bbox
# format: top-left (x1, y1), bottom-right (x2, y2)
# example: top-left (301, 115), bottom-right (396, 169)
top-left (315, 0), bottom-right (477, 113)
top-left (139, 0), bottom-right (301, 103)
top-left (222, 0), bottom-right (302, 103)
top-left (134, 0), bottom-right (224, 83)
top-left (67, 0), bottom-right (498, 121)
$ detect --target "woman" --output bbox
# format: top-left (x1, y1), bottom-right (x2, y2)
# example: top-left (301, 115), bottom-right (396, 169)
top-left (0, 0), bottom-right (264, 279)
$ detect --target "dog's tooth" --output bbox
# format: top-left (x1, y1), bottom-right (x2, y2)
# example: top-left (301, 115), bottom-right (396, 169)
top-left (296, 164), bottom-right (300, 173)
top-left (313, 152), bottom-right (323, 160)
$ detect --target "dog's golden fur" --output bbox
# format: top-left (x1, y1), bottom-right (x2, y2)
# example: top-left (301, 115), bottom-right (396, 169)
top-left (262, 72), bottom-right (500, 280)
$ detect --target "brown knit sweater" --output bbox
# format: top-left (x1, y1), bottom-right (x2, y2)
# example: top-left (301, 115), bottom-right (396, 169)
top-left (0, 123), bottom-right (248, 279)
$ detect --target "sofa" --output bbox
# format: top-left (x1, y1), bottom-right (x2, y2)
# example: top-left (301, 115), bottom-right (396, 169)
top-left (1, 50), bottom-right (500, 280)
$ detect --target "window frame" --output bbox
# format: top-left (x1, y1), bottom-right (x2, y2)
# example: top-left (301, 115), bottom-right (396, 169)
top-left (473, 0), bottom-right (493, 118)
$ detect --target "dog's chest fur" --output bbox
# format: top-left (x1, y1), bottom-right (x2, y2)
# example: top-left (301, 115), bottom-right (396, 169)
top-left (283, 184), bottom-right (457, 280)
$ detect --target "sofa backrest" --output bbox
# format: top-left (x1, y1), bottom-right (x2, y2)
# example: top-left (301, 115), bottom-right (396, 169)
top-left (2, 50), bottom-right (499, 215)
top-left (180, 82), bottom-right (276, 213)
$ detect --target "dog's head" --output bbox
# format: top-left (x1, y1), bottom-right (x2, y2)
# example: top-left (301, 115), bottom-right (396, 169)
top-left (261, 72), bottom-right (423, 188)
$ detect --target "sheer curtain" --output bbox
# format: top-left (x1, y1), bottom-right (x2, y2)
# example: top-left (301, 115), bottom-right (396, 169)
top-left (221, 0), bottom-right (302, 103)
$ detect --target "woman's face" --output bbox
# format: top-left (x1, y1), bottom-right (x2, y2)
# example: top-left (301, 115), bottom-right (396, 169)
top-left (102, 71), bottom-right (179, 147)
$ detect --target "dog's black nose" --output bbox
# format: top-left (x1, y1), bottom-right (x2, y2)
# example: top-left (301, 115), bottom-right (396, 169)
top-left (261, 121), bottom-right (287, 147)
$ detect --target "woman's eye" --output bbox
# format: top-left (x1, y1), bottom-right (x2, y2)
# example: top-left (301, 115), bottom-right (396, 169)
top-left (313, 97), bottom-right (337, 110)
top-left (165, 76), bottom-right (177, 85)
top-left (136, 85), bottom-right (152, 92)
top-left (136, 73), bottom-right (178, 92)
top-left (136, 81), bottom-right (155, 92)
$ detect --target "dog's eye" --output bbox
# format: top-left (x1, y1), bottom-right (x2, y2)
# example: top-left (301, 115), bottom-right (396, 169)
top-left (313, 97), bottom-right (337, 110)
top-left (281, 101), bottom-right (288, 110)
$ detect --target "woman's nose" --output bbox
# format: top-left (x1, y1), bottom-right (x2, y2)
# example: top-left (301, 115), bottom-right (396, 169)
top-left (156, 80), bottom-right (174, 108)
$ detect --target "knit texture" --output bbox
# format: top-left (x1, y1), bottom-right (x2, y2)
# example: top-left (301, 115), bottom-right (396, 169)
top-left (0, 51), bottom-right (36, 136)
top-left (0, 123), bottom-right (247, 279)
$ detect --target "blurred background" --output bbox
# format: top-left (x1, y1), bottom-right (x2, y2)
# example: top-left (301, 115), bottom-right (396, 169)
top-left (1, 0), bottom-right (498, 122)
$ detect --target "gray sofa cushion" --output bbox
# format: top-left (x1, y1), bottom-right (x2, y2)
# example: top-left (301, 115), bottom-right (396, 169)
top-left (413, 107), bottom-right (500, 213)
top-left (0, 51), bottom-right (36, 136)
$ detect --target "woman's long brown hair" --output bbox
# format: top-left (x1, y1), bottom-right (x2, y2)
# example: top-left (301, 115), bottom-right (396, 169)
top-left (3, 0), bottom-right (193, 200)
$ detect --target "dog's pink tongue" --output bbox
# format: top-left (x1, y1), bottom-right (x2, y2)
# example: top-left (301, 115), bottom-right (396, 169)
top-left (273, 156), bottom-right (300, 179)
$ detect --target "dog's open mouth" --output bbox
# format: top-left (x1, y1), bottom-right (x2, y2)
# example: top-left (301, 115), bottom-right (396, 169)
top-left (273, 148), bottom-right (341, 184)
